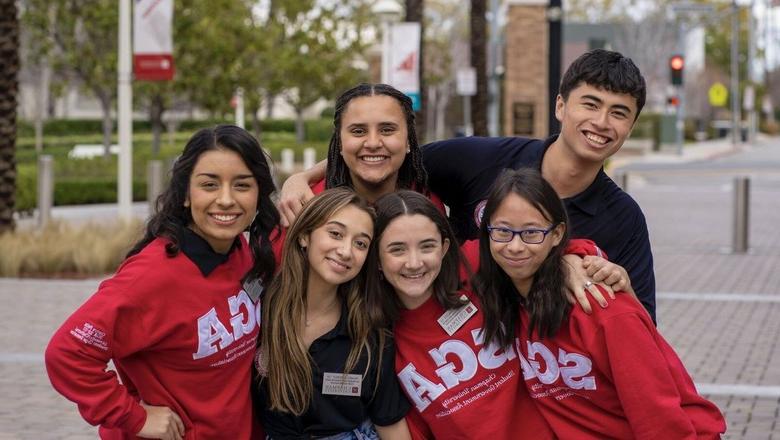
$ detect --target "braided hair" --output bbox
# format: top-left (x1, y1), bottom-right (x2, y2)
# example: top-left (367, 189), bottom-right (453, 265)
top-left (325, 83), bottom-right (429, 195)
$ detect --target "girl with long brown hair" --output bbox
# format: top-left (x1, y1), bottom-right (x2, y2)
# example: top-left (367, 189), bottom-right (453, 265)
top-left (255, 187), bottom-right (411, 439)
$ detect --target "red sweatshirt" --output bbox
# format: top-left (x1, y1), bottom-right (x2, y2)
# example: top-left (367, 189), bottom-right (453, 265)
top-left (394, 290), bottom-right (555, 440)
top-left (515, 295), bottom-right (726, 439)
top-left (45, 237), bottom-right (260, 439)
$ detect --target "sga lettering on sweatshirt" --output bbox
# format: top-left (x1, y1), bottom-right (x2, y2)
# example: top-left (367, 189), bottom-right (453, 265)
top-left (193, 289), bottom-right (261, 361)
top-left (398, 332), bottom-right (596, 412)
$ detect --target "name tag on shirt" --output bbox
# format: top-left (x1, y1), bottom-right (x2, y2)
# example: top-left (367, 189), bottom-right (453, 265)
top-left (437, 295), bottom-right (478, 336)
top-left (242, 278), bottom-right (264, 303)
top-left (322, 372), bottom-right (362, 397)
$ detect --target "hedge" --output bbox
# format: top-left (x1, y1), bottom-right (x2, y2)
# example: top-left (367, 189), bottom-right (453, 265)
top-left (19, 118), bottom-right (335, 142)
top-left (16, 170), bottom-right (146, 213)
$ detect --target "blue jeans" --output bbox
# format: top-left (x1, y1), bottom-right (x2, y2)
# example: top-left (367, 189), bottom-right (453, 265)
top-left (317, 420), bottom-right (379, 440)
top-left (267, 420), bottom-right (379, 440)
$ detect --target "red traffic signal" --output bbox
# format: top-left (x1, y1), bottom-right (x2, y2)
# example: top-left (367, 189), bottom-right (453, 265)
top-left (669, 55), bottom-right (684, 86)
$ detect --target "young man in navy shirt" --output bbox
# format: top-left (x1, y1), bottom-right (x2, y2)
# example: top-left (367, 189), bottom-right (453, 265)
top-left (423, 49), bottom-right (655, 320)
top-left (278, 49), bottom-right (656, 321)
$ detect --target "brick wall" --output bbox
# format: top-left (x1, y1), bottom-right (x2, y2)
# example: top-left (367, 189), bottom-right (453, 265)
top-left (504, 3), bottom-right (549, 138)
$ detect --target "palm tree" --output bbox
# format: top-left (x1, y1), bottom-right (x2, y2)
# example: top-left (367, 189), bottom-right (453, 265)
top-left (0, 0), bottom-right (19, 233)
top-left (470, 0), bottom-right (488, 136)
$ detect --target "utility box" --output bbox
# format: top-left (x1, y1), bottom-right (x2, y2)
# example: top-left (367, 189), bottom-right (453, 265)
top-left (659, 114), bottom-right (677, 145)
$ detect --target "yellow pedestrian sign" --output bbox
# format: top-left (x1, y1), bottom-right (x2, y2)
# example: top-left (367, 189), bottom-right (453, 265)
top-left (709, 82), bottom-right (728, 107)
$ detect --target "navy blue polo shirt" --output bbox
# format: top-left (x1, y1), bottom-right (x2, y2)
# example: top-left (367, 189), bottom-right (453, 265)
top-left (254, 305), bottom-right (410, 439)
top-left (423, 135), bottom-right (656, 322)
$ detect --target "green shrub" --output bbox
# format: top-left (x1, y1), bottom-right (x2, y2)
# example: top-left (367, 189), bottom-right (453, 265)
top-left (17, 119), bottom-right (153, 137)
top-left (15, 164), bottom-right (37, 213)
top-left (633, 112), bottom-right (661, 149)
top-left (305, 118), bottom-right (334, 142)
top-left (320, 106), bottom-right (335, 118)
top-left (54, 179), bottom-right (147, 205)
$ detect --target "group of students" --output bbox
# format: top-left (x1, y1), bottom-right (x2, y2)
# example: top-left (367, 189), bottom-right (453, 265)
top-left (45, 49), bottom-right (727, 439)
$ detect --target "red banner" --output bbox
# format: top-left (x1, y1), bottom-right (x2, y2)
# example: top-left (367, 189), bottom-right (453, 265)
top-left (133, 0), bottom-right (174, 81)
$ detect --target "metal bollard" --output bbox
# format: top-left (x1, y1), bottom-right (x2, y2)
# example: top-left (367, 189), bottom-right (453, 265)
top-left (303, 148), bottom-right (316, 170)
top-left (147, 160), bottom-right (164, 213)
top-left (732, 176), bottom-right (750, 253)
top-left (281, 149), bottom-right (295, 174)
top-left (37, 155), bottom-right (54, 228)
top-left (614, 171), bottom-right (628, 192)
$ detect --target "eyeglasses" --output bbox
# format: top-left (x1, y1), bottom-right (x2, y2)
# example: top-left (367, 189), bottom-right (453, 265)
top-left (486, 225), bottom-right (557, 244)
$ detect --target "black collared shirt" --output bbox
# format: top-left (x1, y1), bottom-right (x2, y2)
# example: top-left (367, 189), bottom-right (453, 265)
top-left (254, 305), bottom-right (410, 439)
top-left (179, 227), bottom-right (242, 277)
top-left (423, 135), bottom-right (657, 321)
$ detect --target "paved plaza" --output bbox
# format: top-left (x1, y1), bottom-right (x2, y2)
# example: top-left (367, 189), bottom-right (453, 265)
top-left (1, 137), bottom-right (779, 438)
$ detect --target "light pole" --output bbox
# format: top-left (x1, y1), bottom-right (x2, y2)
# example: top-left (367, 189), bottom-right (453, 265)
top-left (731, 0), bottom-right (741, 147)
top-left (373, 0), bottom-right (403, 84)
top-left (487, 0), bottom-right (502, 137)
top-left (118, 0), bottom-right (133, 219)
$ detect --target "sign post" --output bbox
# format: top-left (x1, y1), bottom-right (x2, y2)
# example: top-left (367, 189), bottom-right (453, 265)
top-left (708, 82), bottom-right (728, 108)
top-left (456, 68), bottom-right (477, 136)
top-left (388, 22), bottom-right (421, 111)
top-left (133, 0), bottom-right (175, 81)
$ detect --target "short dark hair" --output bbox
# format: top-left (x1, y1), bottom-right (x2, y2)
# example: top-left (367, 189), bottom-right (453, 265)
top-left (365, 190), bottom-right (464, 328)
top-left (473, 168), bottom-right (571, 347)
top-left (127, 125), bottom-right (279, 284)
top-left (559, 49), bottom-right (646, 118)
top-left (326, 83), bottom-right (428, 194)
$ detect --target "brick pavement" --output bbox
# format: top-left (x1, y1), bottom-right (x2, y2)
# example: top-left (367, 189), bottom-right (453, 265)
top-left (3, 140), bottom-right (780, 438)
top-left (625, 142), bottom-right (780, 439)
top-left (0, 279), bottom-right (97, 439)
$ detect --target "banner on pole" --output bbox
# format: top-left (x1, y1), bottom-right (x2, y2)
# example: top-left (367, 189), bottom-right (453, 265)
top-left (388, 22), bottom-right (421, 111)
top-left (133, 0), bottom-right (175, 81)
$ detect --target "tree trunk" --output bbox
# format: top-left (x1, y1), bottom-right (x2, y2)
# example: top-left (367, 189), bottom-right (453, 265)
top-left (251, 105), bottom-right (262, 142)
top-left (0, 0), bottom-right (19, 233)
top-left (470, 0), bottom-right (488, 136)
top-left (295, 108), bottom-right (305, 143)
top-left (97, 92), bottom-right (113, 158)
top-left (405, 0), bottom-right (426, 142)
top-left (266, 93), bottom-right (277, 119)
top-left (149, 94), bottom-right (164, 155)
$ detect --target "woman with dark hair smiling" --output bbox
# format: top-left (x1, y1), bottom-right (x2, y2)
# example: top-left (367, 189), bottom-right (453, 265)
top-left (45, 125), bottom-right (278, 440)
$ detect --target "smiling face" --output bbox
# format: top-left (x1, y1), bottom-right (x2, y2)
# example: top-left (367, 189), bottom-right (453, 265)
top-left (378, 214), bottom-right (450, 310)
top-left (186, 148), bottom-right (259, 253)
top-left (302, 204), bottom-right (374, 293)
top-left (339, 95), bottom-right (409, 197)
top-left (488, 192), bottom-right (564, 296)
top-left (555, 83), bottom-right (638, 165)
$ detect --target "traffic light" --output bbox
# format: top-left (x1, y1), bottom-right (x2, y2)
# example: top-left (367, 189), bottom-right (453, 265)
top-left (669, 55), bottom-right (684, 86)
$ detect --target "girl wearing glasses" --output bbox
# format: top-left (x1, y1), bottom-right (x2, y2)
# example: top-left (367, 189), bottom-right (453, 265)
top-left (474, 168), bottom-right (725, 439)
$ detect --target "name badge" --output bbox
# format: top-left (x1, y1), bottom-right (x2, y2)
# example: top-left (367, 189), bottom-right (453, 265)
top-left (242, 278), bottom-right (264, 303)
top-left (322, 372), bottom-right (362, 397)
top-left (437, 295), bottom-right (478, 336)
